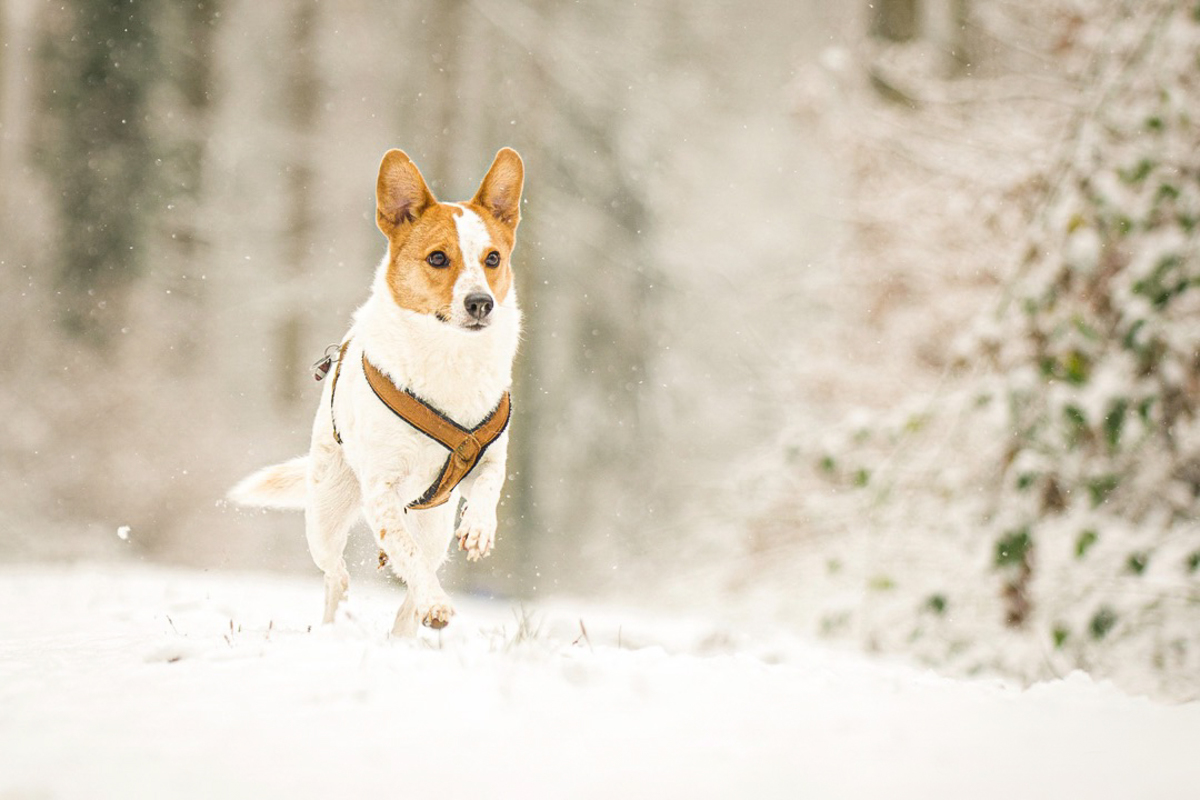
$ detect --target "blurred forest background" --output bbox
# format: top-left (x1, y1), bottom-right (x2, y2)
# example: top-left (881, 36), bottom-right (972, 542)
top-left (1, 0), bottom-right (1197, 699)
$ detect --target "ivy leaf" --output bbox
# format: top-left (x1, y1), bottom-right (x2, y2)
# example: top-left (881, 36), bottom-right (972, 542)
top-left (995, 527), bottom-right (1032, 569)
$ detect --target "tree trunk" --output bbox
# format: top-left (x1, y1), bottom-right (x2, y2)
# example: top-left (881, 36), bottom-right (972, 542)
top-left (427, 0), bottom-right (466, 193)
top-left (35, 0), bottom-right (162, 340)
top-left (276, 1), bottom-right (320, 408)
top-left (870, 0), bottom-right (920, 42)
top-left (925, 0), bottom-right (972, 75)
top-left (948, 0), bottom-right (971, 74)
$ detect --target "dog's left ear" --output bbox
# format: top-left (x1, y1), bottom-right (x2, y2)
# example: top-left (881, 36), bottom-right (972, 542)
top-left (472, 148), bottom-right (524, 229)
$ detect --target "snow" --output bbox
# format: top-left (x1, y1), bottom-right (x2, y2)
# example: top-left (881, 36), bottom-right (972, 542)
top-left (2, 564), bottom-right (1198, 799)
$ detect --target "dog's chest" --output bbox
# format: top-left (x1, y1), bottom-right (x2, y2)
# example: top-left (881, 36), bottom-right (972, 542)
top-left (337, 377), bottom-right (466, 496)
top-left (332, 347), bottom-right (509, 500)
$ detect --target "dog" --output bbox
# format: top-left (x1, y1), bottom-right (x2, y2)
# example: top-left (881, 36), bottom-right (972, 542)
top-left (230, 147), bottom-right (524, 636)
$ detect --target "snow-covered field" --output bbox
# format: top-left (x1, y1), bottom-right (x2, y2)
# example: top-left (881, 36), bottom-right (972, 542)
top-left (2, 563), bottom-right (1199, 799)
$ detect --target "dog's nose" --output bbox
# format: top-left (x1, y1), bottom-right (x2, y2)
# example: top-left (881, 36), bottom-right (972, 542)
top-left (464, 292), bottom-right (494, 321)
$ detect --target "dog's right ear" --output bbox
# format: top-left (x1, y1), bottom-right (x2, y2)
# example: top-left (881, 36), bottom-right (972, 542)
top-left (376, 149), bottom-right (436, 236)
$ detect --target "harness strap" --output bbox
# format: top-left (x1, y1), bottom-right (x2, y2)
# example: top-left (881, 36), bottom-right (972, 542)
top-left (326, 336), bottom-right (511, 510)
top-left (361, 354), bottom-right (511, 510)
top-left (329, 339), bottom-right (352, 445)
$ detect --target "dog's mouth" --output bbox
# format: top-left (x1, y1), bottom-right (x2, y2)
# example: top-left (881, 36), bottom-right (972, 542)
top-left (433, 308), bottom-right (490, 331)
top-left (433, 310), bottom-right (489, 331)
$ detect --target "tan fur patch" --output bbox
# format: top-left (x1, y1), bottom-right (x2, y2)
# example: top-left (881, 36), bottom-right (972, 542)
top-left (471, 147), bottom-right (524, 228)
top-left (261, 467), bottom-right (302, 495)
top-left (384, 204), bottom-right (466, 317)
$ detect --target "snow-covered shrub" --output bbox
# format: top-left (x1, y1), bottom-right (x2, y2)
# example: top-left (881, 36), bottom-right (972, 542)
top-left (980, 0), bottom-right (1199, 633)
top-left (755, 0), bottom-right (1200, 699)
top-left (973, 0), bottom-right (1200, 693)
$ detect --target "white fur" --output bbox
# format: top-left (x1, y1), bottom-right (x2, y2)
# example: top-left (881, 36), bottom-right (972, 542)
top-left (450, 207), bottom-right (490, 275)
top-left (446, 204), bottom-right (502, 329)
top-left (232, 226), bottom-right (521, 636)
top-left (227, 456), bottom-right (307, 509)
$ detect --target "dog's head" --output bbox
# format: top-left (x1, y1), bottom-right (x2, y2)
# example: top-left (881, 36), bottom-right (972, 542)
top-left (375, 148), bottom-right (523, 332)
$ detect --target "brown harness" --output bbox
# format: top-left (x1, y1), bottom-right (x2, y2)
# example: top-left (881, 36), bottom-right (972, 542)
top-left (328, 340), bottom-right (511, 510)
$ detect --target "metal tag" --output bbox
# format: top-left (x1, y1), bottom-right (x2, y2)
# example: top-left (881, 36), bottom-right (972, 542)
top-left (312, 343), bottom-right (341, 382)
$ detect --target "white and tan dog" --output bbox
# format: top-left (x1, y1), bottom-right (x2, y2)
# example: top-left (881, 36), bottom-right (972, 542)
top-left (231, 148), bottom-right (523, 636)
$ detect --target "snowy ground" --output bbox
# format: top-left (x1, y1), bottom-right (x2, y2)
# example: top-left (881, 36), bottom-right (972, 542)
top-left (2, 563), bottom-right (1199, 799)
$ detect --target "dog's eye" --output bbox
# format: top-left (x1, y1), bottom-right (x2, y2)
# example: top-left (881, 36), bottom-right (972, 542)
top-left (426, 251), bottom-right (449, 268)
top-left (485, 251), bottom-right (501, 268)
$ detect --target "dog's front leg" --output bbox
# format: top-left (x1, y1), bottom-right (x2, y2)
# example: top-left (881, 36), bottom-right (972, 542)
top-left (362, 474), bottom-right (455, 634)
top-left (457, 432), bottom-right (509, 562)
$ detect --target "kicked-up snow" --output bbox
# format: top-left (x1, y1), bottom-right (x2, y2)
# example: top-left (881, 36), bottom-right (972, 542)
top-left (1, 563), bottom-right (1198, 799)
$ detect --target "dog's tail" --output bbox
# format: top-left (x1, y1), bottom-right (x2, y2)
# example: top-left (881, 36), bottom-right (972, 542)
top-left (227, 456), bottom-right (309, 509)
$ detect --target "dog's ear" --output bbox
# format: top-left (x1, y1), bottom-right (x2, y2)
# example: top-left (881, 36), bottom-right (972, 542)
top-left (471, 148), bottom-right (524, 229)
top-left (376, 149), bottom-right (436, 236)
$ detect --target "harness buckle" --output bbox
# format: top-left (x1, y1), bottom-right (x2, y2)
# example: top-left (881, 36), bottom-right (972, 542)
top-left (454, 435), bottom-right (481, 464)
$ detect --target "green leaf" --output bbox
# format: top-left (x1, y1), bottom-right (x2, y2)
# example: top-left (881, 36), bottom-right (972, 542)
top-left (1133, 254), bottom-right (1186, 309)
top-left (1126, 551), bottom-right (1149, 575)
top-left (1103, 398), bottom-right (1128, 450)
top-left (1118, 158), bottom-right (1155, 184)
top-left (868, 575), bottom-right (895, 592)
top-left (1072, 316), bottom-right (1100, 341)
top-left (1063, 404), bottom-right (1088, 446)
top-left (1121, 319), bottom-right (1146, 351)
top-left (1156, 183), bottom-right (1180, 202)
top-left (1137, 397), bottom-right (1156, 425)
top-left (1052, 625), bottom-right (1070, 649)
top-left (926, 594), bottom-right (947, 615)
top-left (1062, 351), bottom-right (1092, 385)
top-left (1064, 404), bottom-right (1087, 427)
top-left (995, 527), bottom-right (1032, 569)
top-left (1076, 528), bottom-right (1099, 558)
top-left (1089, 607), bottom-right (1118, 640)
top-left (1088, 474), bottom-right (1120, 507)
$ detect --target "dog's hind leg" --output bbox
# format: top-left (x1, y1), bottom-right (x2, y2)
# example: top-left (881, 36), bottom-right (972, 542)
top-left (305, 442), bottom-right (361, 624)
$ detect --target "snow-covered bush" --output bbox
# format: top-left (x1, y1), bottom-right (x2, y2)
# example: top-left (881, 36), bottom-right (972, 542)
top-left (975, 0), bottom-right (1199, 693)
top-left (756, 0), bottom-right (1200, 699)
top-left (986, 0), bottom-right (1200, 626)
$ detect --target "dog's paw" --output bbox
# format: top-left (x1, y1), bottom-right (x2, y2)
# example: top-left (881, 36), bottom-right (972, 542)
top-left (421, 602), bottom-right (455, 630)
top-left (456, 519), bottom-right (496, 562)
